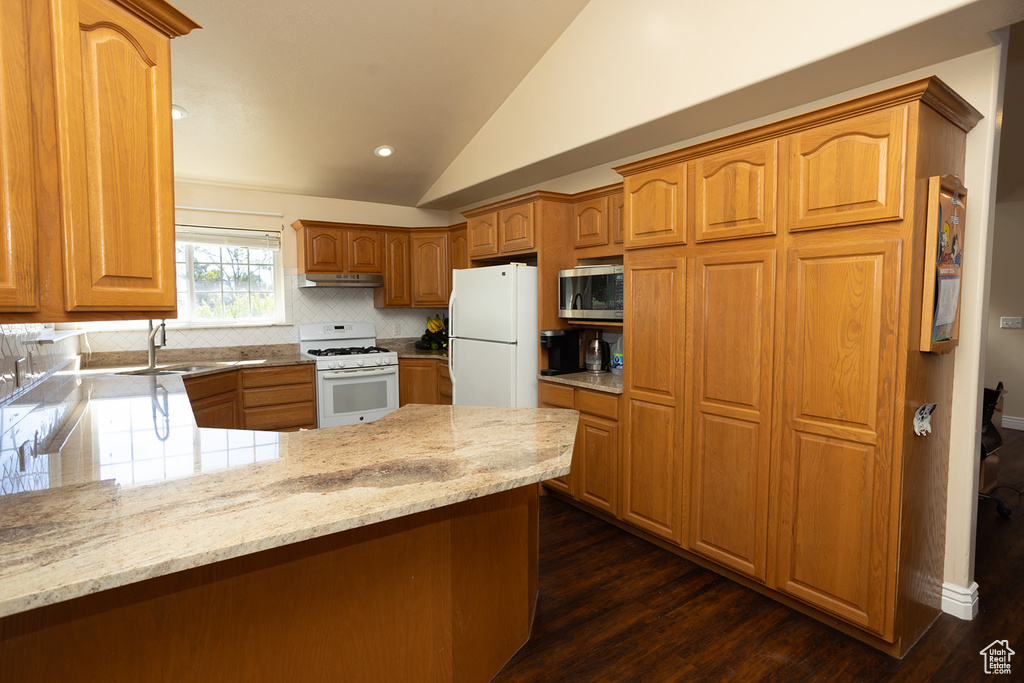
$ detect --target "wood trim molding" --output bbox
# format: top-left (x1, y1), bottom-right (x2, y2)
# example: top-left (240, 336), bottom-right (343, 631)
top-left (110, 0), bottom-right (200, 37)
top-left (570, 182), bottom-right (624, 202)
top-left (614, 76), bottom-right (982, 177)
top-left (461, 190), bottom-right (574, 219)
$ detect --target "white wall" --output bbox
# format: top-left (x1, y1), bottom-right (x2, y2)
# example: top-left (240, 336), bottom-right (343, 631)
top-left (83, 182), bottom-right (451, 353)
top-left (986, 200), bottom-right (1024, 426)
top-left (423, 0), bottom-right (1023, 207)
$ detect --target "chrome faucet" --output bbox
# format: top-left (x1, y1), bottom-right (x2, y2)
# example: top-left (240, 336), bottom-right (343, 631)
top-left (147, 319), bottom-right (166, 370)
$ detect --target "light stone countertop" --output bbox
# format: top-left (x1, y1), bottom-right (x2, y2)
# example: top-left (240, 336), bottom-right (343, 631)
top-left (0, 368), bottom-right (577, 619)
top-left (380, 337), bottom-right (449, 360)
top-left (538, 371), bottom-right (624, 395)
top-left (81, 344), bottom-right (313, 378)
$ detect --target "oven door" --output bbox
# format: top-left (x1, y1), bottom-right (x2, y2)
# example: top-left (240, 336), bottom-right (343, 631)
top-left (317, 366), bottom-right (398, 427)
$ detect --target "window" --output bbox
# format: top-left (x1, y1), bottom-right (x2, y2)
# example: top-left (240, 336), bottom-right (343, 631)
top-left (175, 226), bottom-right (283, 324)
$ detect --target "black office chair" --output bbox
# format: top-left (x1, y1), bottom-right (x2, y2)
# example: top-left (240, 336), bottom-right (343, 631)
top-left (978, 382), bottom-right (1019, 518)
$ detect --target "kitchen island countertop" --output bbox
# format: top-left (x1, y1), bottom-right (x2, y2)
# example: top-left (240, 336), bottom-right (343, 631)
top-left (0, 368), bottom-right (577, 619)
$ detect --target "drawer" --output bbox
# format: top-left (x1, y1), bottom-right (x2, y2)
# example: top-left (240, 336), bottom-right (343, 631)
top-left (578, 389), bottom-right (618, 420)
top-left (242, 383), bottom-right (315, 408)
top-left (437, 362), bottom-right (450, 380)
top-left (242, 364), bottom-right (314, 388)
top-left (243, 402), bottom-right (316, 431)
top-left (183, 369), bottom-right (239, 402)
top-left (539, 381), bottom-right (575, 409)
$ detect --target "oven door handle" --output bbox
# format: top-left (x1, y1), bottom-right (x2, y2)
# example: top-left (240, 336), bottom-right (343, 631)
top-left (321, 367), bottom-right (397, 380)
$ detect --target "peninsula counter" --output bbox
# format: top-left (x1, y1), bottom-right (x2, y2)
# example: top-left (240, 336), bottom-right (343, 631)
top-left (0, 369), bottom-right (578, 681)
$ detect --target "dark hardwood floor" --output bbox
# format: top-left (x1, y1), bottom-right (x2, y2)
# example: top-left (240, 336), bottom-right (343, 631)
top-left (495, 428), bottom-right (1024, 682)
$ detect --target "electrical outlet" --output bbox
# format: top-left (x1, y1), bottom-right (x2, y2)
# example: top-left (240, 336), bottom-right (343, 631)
top-left (1000, 317), bottom-right (1023, 329)
top-left (394, 322), bottom-right (403, 337)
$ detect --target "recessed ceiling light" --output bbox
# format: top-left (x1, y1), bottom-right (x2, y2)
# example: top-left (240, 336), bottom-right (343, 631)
top-left (374, 145), bottom-right (395, 157)
top-left (171, 105), bottom-right (189, 121)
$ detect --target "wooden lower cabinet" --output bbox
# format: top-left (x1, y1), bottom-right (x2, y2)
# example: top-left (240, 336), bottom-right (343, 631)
top-left (540, 381), bottom-right (620, 516)
top-left (241, 364), bottom-right (316, 431)
top-left (185, 371), bottom-right (240, 430)
top-left (186, 365), bottom-right (316, 432)
top-left (399, 358), bottom-right (450, 406)
top-left (438, 363), bottom-right (453, 405)
top-left (773, 238), bottom-right (900, 634)
top-left (621, 249), bottom-right (686, 544)
top-left (688, 249), bottom-right (776, 582)
top-left (539, 382), bottom-right (576, 496)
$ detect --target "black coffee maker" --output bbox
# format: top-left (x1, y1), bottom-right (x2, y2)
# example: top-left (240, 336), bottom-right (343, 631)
top-left (539, 330), bottom-right (582, 376)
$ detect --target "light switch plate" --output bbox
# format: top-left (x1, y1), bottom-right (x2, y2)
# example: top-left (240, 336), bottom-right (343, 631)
top-left (999, 317), bottom-right (1023, 329)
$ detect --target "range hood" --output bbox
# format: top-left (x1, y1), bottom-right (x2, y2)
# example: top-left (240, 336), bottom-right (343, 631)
top-left (297, 273), bottom-right (384, 288)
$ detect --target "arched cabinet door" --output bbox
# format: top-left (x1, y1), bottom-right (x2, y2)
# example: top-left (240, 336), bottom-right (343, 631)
top-left (623, 162), bottom-right (687, 249)
top-left (51, 0), bottom-right (180, 311)
top-left (787, 107), bottom-right (906, 232)
top-left (694, 140), bottom-right (777, 243)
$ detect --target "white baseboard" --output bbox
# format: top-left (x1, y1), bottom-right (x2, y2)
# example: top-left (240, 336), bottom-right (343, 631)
top-left (1000, 415), bottom-right (1024, 431)
top-left (942, 581), bottom-right (979, 620)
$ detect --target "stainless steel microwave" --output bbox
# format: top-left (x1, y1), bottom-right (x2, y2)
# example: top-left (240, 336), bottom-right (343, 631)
top-left (558, 265), bottom-right (624, 321)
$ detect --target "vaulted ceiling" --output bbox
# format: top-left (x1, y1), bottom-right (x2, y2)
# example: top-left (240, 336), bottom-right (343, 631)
top-left (168, 0), bottom-right (589, 208)
top-left (169, 2), bottom-right (1024, 211)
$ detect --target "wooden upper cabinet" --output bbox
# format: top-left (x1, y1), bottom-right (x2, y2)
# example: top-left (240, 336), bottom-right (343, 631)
top-left (447, 225), bottom-right (467, 295)
top-left (689, 250), bottom-right (776, 581)
top-left (0, 0), bottom-right (39, 312)
top-left (787, 107), bottom-right (906, 231)
top-left (304, 226), bottom-right (345, 272)
top-left (498, 204), bottom-right (535, 254)
top-left (610, 192), bottom-right (624, 244)
top-left (411, 231), bottom-right (448, 307)
top-left (468, 212), bottom-right (498, 258)
top-left (775, 239), bottom-right (900, 633)
top-left (51, 0), bottom-right (190, 311)
top-left (375, 231), bottom-right (410, 308)
top-left (344, 228), bottom-right (384, 274)
top-left (293, 222), bottom-right (384, 275)
top-left (573, 196), bottom-right (610, 248)
top-left (623, 162), bottom-right (687, 249)
top-left (694, 141), bottom-right (777, 242)
top-left (449, 226), bottom-right (468, 270)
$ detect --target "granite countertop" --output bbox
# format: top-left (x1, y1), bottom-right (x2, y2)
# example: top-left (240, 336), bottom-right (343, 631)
top-left (0, 368), bottom-right (577, 619)
top-left (539, 371), bottom-right (623, 395)
top-left (81, 344), bottom-right (313, 378)
top-left (379, 337), bottom-right (448, 360)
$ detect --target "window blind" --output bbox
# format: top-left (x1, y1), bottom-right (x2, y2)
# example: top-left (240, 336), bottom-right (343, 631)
top-left (175, 225), bottom-right (282, 251)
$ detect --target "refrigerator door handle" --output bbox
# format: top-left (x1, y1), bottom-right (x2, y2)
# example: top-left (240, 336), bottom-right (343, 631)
top-left (448, 287), bottom-right (456, 386)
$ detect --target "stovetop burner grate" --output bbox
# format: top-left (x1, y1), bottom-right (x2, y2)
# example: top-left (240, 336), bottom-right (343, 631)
top-left (308, 346), bottom-right (391, 357)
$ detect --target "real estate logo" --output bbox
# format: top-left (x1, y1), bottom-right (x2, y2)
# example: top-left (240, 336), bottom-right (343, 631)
top-left (980, 640), bottom-right (1015, 675)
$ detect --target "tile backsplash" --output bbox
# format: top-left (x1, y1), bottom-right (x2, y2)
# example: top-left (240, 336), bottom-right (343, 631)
top-left (0, 324), bottom-right (82, 495)
top-left (84, 272), bottom-right (445, 354)
top-left (0, 324), bottom-right (81, 406)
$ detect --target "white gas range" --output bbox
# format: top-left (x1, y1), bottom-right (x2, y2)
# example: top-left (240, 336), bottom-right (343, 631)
top-left (298, 322), bottom-right (399, 427)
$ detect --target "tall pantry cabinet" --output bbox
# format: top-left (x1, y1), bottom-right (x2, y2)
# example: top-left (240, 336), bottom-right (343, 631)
top-left (615, 77), bottom-right (980, 656)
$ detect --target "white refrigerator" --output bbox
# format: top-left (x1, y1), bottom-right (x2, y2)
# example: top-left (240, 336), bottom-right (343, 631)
top-left (448, 264), bottom-right (539, 408)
